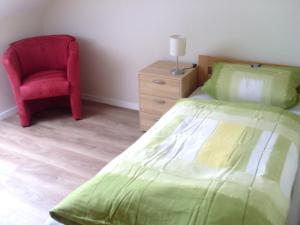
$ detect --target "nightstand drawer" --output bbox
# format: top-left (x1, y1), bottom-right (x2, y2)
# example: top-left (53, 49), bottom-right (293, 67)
top-left (138, 60), bottom-right (198, 131)
top-left (140, 95), bottom-right (177, 115)
top-left (139, 112), bottom-right (160, 131)
top-left (139, 74), bottom-right (180, 98)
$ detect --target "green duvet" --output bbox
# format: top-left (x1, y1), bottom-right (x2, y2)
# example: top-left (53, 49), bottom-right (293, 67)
top-left (50, 99), bottom-right (300, 225)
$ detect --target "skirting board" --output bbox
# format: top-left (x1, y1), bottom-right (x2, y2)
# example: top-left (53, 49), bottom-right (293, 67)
top-left (0, 106), bottom-right (17, 120)
top-left (0, 95), bottom-right (138, 120)
top-left (82, 94), bottom-right (139, 111)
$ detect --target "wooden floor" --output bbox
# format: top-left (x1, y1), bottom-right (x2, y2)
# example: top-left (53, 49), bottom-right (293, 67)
top-left (0, 101), bottom-right (142, 225)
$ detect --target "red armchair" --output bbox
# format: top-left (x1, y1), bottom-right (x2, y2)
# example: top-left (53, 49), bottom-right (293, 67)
top-left (2, 35), bottom-right (82, 127)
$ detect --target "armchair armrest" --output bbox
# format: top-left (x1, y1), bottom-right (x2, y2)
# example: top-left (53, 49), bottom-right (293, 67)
top-left (67, 40), bottom-right (80, 87)
top-left (67, 40), bottom-right (82, 119)
top-left (2, 48), bottom-right (22, 89)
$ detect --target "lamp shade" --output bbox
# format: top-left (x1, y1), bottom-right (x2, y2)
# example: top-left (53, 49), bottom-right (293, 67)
top-left (169, 35), bottom-right (186, 56)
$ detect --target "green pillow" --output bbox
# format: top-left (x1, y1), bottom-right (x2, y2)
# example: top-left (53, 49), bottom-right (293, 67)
top-left (202, 63), bottom-right (300, 109)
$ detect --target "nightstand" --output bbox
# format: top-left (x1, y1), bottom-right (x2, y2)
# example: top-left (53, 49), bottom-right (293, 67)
top-left (138, 60), bottom-right (198, 131)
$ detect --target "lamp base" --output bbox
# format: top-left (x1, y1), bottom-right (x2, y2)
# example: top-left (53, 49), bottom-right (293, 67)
top-left (170, 68), bottom-right (184, 75)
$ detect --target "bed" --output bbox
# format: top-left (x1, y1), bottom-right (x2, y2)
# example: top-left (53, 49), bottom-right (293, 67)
top-left (47, 55), bottom-right (300, 225)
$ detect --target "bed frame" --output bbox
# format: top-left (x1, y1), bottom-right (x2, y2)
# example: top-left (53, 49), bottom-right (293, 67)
top-left (197, 55), bottom-right (300, 93)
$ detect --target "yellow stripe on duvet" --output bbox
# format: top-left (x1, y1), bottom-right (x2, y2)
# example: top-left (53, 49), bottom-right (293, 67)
top-left (198, 122), bottom-right (246, 167)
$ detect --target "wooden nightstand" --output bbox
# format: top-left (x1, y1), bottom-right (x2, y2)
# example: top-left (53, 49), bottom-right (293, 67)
top-left (138, 60), bottom-right (198, 131)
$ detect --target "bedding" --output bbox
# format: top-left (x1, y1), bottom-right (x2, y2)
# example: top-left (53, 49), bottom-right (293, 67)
top-left (50, 98), bottom-right (300, 225)
top-left (201, 63), bottom-right (300, 109)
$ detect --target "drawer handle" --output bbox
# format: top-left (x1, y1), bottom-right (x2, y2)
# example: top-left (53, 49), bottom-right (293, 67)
top-left (152, 80), bottom-right (165, 85)
top-left (153, 99), bottom-right (166, 104)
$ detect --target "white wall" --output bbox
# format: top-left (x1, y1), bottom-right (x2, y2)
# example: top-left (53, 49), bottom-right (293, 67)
top-left (1, 0), bottom-right (300, 114)
top-left (43, 0), bottom-right (300, 109)
top-left (0, 0), bottom-right (49, 118)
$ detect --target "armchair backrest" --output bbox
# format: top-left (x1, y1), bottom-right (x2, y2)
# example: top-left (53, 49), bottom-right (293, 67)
top-left (10, 35), bottom-right (75, 77)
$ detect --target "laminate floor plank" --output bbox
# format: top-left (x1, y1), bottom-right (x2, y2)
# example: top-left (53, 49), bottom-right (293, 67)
top-left (0, 146), bottom-right (87, 191)
top-left (0, 121), bottom-right (124, 163)
top-left (0, 101), bottom-right (142, 225)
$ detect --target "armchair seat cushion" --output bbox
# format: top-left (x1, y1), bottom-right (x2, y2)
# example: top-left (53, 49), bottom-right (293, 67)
top-left (20, 70), bottom-right (69, 100)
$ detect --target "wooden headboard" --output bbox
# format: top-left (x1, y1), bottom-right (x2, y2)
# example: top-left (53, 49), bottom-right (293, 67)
top-left (197, 55), bottom-right (300, 93)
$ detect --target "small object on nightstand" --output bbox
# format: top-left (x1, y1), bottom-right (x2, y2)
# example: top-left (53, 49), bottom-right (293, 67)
top-left (169, 35), bottom-right (186, 75)
top-left (138, 60), bottom-right (198, 131)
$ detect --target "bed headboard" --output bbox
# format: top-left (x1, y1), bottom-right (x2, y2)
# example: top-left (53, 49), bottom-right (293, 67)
top-left (198, 55), bottom-right (300, 94)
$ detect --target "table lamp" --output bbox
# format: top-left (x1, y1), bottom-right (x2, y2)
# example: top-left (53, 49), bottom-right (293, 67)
top-left (169, 35), bottom-right (186, 75)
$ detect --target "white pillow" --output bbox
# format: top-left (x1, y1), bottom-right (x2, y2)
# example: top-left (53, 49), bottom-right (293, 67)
top-left (190, 87), bottom-right (300, 116)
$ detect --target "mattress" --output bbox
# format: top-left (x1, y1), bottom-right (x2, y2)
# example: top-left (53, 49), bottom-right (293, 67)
top-left (45, 218), bottom-right (61, 225)
top-left (49, 98), bottom-right (300, 225)
top-left (189, 87), bottom-right (300, 225)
